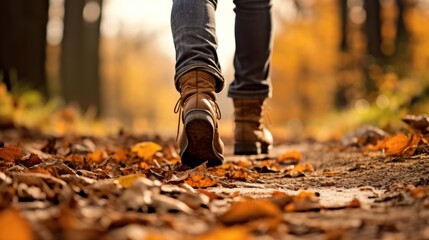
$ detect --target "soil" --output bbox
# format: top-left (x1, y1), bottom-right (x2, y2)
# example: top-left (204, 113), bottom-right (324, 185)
top-left (0, 129), bottom-right (428, 240)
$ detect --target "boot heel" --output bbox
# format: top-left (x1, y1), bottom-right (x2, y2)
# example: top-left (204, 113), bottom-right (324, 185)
top-left (234, 142), bottom-right (261, 155)
top-left (181, 110), bottom-right (223, 167)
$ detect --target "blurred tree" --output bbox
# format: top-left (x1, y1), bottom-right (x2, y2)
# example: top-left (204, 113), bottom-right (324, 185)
top-left (339, 0), bottom-right (348, 52)
top-left (61, 0), bottom-right (103, 113)
top-left (392, 0), bottom-right (410, 69)
top-left (364, 0), bottom-right (383, 63)
top-left (0, 0), bottom-right (49, 95)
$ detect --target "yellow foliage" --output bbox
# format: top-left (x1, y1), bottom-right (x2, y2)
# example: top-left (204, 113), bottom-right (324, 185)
top-left (131, 142), bottom-right (162, 161)
top-left (116, 174), bottom-right (146, 188)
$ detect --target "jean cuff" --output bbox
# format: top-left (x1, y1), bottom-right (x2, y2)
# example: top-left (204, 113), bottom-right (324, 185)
top-left (175, 65), bottom-right (224, 93)
top-left (227, 88), bottom-right (271, 99)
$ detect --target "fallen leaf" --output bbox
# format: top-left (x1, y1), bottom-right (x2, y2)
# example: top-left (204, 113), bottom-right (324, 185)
top-left (347, 198), bottom-right (361, 208)
top-left (198, 226), bottom-right (252, 240)
top-left (131, 142), bottom-right (162, 161)
top-left (140, 162), bottom-right (150, 170)
top-left (86, 149), bottom-right (108, 164)
top-left (19, 153), bottom-right (42, 167)
top-left (0, 208), bottom-right (34, 240)
top-left (385, 134), bottom-right (413, 156)
top-left (112, 148), bottom-right (128, 162)
top-left (284, 191), bottom-right (320, 212)
top-left (342, 126), bottom-right (386, 147)
top-left (0, 145), bottom-right (24, 162)
top-left (116, 174), bottom-right (147, 188)
top-left (227, 168), bottom-right (259, 181)
top-left (369, 133), bottom-right (422, 157)
top-left (402, 114), bottom-right (429, 134)
top-left (219, 199), bottom-right (282, 225)
top-left (284, 163), bottom-right (314, 177)
top-left (41, 138), bottom-right (57, 154)
top-left (278, 149), bottom-right (302, 163)
top-left (407, 186), bottom-right (429, 199)
top-left (184, 173), bottom-right (219, 188)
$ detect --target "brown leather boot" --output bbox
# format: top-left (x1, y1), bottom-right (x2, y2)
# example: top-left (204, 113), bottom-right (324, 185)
top-left (233, 99), bottom-right (273, 155)
top-left (176, 70), bottom-right (224, 167)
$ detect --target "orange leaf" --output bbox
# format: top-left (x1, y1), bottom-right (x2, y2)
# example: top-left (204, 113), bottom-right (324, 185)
top-left (285, 163), bottom-right (314, 177)
top-left (219, 199), bottom-right (282, 225)
top-left (86, 149), bottom-right (107, 164)
top-left (140, 162), bottom-right (150, 170)
top-left (401, 134), bottom-right (421, 157)
top-left (0, 208), bottom-right (34, 240)
top-left (384, 133), bottom-right (411, 156)
top-left (0, 146), bottom-right (24, 163)
top-left (112, 148), bottom-right (128, 162)
top-left (185, 173), bottom-right (219, 188)
top-left (198, 226), bottom-right (252, 240)
top-left (347, 198), bottom-right (361, 208)
top-left (64, 154), bottom-right (84, 165)
top-left (278, 149), bottom-right (302, 163)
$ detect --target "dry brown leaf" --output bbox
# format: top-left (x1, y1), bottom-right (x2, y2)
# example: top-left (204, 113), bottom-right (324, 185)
top-left (0, 208), bottom-right (34, 240)
top-left (228, 168), bottom-right (259, 181)
top-left (131, 142), bottom-right (162, 161)
top-left (19, 153), bottom-right (42, 167)
top-left (278, 149), bottom-right (302, 163)
top-left (0, 145), bottom-right (24, 163)
top-left (347, 198), bottom-right (361, 208)
top-left (285, 163), bottom-right (314, 177)
top-left (184, 173), bottom-right (219, 188)
top-left (64, 154), bottom-right (84, 165)
top-left (402, 114), bottom-right (429, 134)
top-left (220, 199), bottom-right (282, 225)
top-left (284, 191), bottom-right (320, 212)
top-left (198, 189), bottom-right (222, 200)
top-left (407, 186), bottom-right (429, 199)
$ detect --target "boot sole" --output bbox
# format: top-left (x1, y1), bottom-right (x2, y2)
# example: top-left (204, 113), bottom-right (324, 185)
top-left (181, 110), bottom-right (223, 167)
top-left (234, 142), bottom-right (272, 155)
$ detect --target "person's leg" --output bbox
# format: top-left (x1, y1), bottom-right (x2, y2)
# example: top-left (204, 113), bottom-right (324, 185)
top-left (171, 0), bottom-right (224, 93)
top-left (228, 0), bottom-right (273, 99)
top-left (229, 0), bottom-right (274, 155)
top-left (171, 0), bottom-right (224, 167)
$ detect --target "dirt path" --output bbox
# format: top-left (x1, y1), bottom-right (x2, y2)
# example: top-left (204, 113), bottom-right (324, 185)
top-left (0, 129), bottom-right (428, 240)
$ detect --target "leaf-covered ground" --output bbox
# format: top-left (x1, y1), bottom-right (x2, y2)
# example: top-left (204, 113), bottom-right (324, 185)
top-left (1, 117), bottom-right (429, 240)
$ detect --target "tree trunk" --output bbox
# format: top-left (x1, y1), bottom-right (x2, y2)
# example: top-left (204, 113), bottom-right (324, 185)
top-left (339, 0), bottom-right (348, 52)
top-left (61, 0), bottom-right (103, 113)
top-left (363, 0), bottom-right (383, 62)
top-left (0, 0), bottom-right (49, 95)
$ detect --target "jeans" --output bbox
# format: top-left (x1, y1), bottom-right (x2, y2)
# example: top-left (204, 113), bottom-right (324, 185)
top-left (171, 0), bottom-right (273, 99)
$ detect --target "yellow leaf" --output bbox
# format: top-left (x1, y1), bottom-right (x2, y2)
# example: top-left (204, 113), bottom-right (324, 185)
top-left (116, 174), bottom-right (146, 188)
top-left (131, 142), bottom-right (162, 161)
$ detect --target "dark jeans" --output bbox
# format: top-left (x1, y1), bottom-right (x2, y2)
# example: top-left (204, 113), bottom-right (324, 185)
top-left (171, 0), bottom-right (273, 99)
